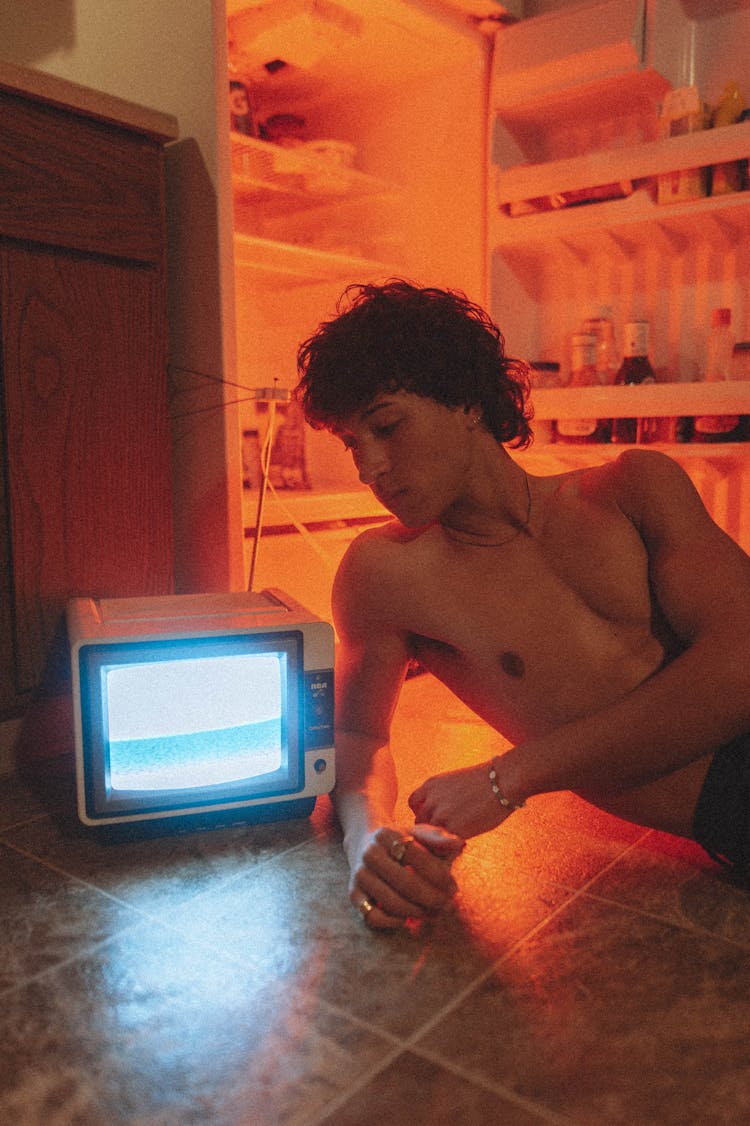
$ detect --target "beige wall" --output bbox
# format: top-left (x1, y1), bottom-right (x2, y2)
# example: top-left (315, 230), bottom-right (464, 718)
top-left (1, 0), bottom-right (245, 594)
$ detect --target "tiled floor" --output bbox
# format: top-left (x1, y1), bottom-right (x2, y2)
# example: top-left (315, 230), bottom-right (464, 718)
top-left (3, 673), bottom-right (750, 1125)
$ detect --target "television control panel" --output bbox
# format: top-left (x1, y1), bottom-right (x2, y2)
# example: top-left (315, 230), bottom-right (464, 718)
top-left (304, 668), bottom-right (334, 750)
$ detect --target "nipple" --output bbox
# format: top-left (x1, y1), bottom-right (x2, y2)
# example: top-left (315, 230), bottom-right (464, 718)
top-left (500, 651), bottom-right (525, 678)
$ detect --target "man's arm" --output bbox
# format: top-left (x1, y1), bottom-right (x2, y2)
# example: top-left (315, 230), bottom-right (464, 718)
top-left (332, 531), bottom-right (464, 929)
top-left (410, 450), bottom-right (750, 838)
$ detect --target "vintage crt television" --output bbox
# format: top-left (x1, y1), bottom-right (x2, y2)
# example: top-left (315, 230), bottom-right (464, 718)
top-left (67, 589), bottom-right (335, 831)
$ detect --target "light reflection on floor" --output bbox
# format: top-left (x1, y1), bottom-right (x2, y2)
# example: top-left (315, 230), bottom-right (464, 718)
top-left (1, 671), bottom-right (750, 1124)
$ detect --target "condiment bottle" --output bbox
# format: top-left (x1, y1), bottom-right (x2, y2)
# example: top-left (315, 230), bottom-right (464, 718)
top-left (711, 82), bottom-right (745, 196)
top-left (528, 361), bottom-right (562, 444)
top-left (693, 308), bottom-right (745, 442)
top-left (581, 305), bottom-right (619, 386)
top-left (611, 321), bottom-right (659, 444)
top-left (731, 342), bottom-right (750, 441)
top-left (555, 334), bottom-right (611, 444)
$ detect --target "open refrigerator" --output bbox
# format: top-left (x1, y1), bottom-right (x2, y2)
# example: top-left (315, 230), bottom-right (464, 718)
top-left (219, 0), bottom-right (750, 617)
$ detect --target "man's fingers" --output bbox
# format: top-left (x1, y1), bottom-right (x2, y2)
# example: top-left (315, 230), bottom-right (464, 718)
top-left (412, 823), bottom-right (466, 859)
top-left (365, 833), bottom-right (457, 905)
top-left (364, 873), bottom-right (428, 917)
top-left (353, 891), bottom-right (407, 931)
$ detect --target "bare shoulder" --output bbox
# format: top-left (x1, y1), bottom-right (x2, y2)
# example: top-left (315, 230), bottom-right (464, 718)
top-left (332, 519), bottom-right (427, 639)
top-left (337, 519), bottom-right (421, 579)
top-left (608, 447), bottom-right (694, 488)
top-left (601, 450), bottom-right (750, 583)
top-left (549, 450), bottom-right (729, 568)
top-left (571, 448), bottom-right (689, 499)
top-left (602, 449), bottom-right (709, 531)
top-left (541, 450), bottom-right (697, 528)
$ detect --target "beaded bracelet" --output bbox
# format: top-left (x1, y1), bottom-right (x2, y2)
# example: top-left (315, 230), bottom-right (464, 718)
top-left (488, 758), bottom-right (526, 811)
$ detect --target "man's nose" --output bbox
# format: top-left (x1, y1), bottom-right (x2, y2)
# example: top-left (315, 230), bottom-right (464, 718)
top-left (356, 442), bottom-right (388, 486)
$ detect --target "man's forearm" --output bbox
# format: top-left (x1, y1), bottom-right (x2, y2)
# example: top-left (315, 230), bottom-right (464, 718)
top-left (332, 731), bottom-right (399, 861)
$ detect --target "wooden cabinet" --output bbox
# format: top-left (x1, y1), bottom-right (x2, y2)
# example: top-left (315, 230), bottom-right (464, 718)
top-left (0, 64), bottom-right (177, 719)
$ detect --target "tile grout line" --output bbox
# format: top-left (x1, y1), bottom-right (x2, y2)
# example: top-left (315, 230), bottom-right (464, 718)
top-left (400, 850), bottom-right (633, 1046)
top-left (0, 918), bottom-right (145, 999)
top-left (303, 1037), bottom-right (575, 1126)
top-left (302, 924), bottom-right (582, 1126)
top-left (0, 819), bottom-right (325, 914)
top-left (300, 882), bottom-right (595, 1126)
top-left (299, 1040), bottom-right (414, 1126)
top-left (300, 839), bottom-right (671, 1126)
top-left (402, 1045), bottom-right (577, 1126)
top-left (299, 834), bottom-right (666, 1124)
top-left (550, 828), bottom-right (750, 949)
top-left (578, 882), bottom-right (750, 951)
top-left (397, 835), bottom-right (750, 1124)
top-left (349, 837), bottom-right (659, 1056)
top-left (0, 840), bottom-right (315, 1001)
top-left (0, 809), bottom-right (52, 836)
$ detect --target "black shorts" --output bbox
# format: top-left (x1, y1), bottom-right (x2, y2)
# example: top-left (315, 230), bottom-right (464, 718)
top-left (693, 732), bottom-right (750, 880)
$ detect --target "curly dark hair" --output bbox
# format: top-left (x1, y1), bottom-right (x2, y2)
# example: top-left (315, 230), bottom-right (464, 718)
top-left (295, 280), bottom-right (533, 449)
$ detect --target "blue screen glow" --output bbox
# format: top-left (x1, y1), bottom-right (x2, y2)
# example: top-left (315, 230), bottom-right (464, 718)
top-left (103, 653), bottom-right (285, 792)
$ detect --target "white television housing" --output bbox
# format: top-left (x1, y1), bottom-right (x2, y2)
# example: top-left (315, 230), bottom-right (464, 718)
top-left (67, 589), bottom-right (335, 831)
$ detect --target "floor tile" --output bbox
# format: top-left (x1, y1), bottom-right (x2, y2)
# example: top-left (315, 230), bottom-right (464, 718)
top-left (0, 841), bottom-right (138, 994)
top-left (319, 1050), bottom-right (558, 1126)
top-left (3, 666), bottom-right (749, 1125)
top-left (1, 801), bottom-right (324, 920)
top-left (160, 831), bottom-right (572, 1040)
top-left (0, 920), bottom-right (394, 1126)
top-left (417, 893), bottom-right (750, 1125)
top-left (585, 829), bottom-right (750, 947)
top-left (0, 770), bottom-right (60, 832)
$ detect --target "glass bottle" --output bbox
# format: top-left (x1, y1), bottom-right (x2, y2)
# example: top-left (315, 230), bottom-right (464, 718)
top-left (528, 361), bottom-right (562, 444)
top-left (555, 334), bottom-right (611, 443)
top-left (693, 308), bottom-right (744, 442)
top-left (611, 321), bottom-right (659, 444)
top-left (581, 305), bottom-right (619, 386)
top-left (731, 342), bottom-right (750, 441)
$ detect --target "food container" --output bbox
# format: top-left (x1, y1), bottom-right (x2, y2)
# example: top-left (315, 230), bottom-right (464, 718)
top-left (657, 87), bottom-right (710, 204)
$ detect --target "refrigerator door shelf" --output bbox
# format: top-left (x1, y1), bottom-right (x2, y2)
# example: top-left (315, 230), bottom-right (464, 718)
top-left (490, 0), bottom-right (687, 112)
top-left (495, 121), bottom-right (750, 209)
top-left (491, 183), bottom-right (750, 255)
top-left (531, 381), bottom-right (750, 422)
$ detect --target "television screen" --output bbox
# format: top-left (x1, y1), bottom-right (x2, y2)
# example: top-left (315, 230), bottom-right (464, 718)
top-left (104, 650), bottom-right (288, 792)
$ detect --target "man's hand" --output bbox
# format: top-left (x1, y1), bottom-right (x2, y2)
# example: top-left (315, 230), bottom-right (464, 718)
top-left (409, 761), bottom-right (513, 839)
top-left (350, 824), bottom-right (465, 931)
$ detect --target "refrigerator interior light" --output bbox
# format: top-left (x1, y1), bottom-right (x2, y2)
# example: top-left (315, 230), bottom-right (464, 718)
top-left (231, 0), bottom-right (363, 71)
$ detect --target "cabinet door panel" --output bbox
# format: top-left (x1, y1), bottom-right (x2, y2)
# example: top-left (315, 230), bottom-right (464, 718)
top-left (1, 243), bottom-right (173, 703)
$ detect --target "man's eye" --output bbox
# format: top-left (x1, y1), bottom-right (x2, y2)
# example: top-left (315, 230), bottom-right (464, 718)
top-left (374, 421), bottom-right (399, 438)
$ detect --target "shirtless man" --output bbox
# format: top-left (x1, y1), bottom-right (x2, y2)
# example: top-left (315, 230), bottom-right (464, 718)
top-left (296, 280), bottom-right (750, 930)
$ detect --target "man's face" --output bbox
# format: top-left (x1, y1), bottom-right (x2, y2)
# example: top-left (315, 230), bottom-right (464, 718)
top-left (335, 391), bottom-right (476, 527)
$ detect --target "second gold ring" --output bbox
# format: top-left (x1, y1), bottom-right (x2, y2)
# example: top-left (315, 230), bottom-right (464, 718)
top-left (389, 834), bottom-right (414, 865)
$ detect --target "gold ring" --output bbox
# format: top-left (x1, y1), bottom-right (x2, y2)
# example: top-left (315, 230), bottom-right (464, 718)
top-left (358, 896), bottom-right (375, 920)
top-left (389, 834), bottom-right (414, 865)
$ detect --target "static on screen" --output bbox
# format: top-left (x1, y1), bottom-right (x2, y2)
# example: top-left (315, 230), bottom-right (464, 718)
top-left (103, 653), bottom-right (285, 792)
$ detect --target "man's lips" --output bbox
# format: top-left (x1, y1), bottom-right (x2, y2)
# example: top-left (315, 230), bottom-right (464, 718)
top-left (376, 487), bottom-right (406, 507)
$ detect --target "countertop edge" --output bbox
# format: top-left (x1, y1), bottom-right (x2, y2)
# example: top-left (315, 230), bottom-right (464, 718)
top-left (0, 58), bottom-right (179, 142)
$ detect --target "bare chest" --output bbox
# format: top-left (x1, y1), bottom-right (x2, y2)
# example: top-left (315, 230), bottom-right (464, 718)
top-left (397, 519), bottom-right (662, 740)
